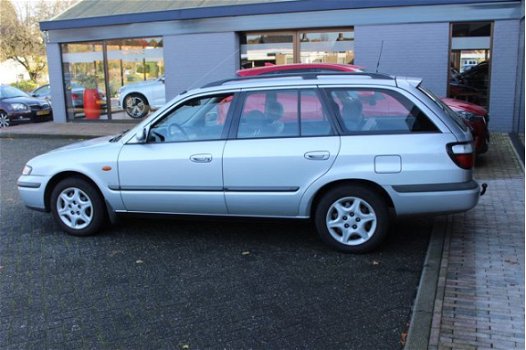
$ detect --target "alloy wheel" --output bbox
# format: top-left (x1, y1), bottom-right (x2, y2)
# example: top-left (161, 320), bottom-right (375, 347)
top-left (0, 112), bottom-right (10, 128)
top-left (56, 187), bottom-right (93, 230)
top-left (326, 196), bottom-right (377, 246)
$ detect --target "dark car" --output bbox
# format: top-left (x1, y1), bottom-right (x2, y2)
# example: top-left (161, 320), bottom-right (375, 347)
top-left (237, 63), bottom-right (490, 154)
top-left (0, 85), bottom-right (52, 128)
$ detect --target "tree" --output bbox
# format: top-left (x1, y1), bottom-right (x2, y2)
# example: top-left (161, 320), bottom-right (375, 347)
top-left (0, 0), bottom-right (77, 82)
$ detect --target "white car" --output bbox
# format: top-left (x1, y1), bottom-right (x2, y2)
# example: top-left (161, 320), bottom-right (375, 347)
top-left (118, 76), bottom-right (166, 118)
top-left (18, 72), bottom-right (482, 253)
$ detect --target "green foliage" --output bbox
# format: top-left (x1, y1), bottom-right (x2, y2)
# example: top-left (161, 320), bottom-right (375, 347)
top-left (136, 64), bottom-right (150, 74)
top-left (126, 74), bottom-right (141, 83)
top-left (76, 74), bottom-right (98, 89)
top-left (10, 80), bottom-right (38, 92)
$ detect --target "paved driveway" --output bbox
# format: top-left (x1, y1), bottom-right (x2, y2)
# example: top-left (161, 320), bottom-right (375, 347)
top-left (0, 138), bottom-right (431, 349)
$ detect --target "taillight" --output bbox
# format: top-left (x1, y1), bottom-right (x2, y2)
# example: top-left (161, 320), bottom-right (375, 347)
top-left (447, 142), bottom-right (474, 169)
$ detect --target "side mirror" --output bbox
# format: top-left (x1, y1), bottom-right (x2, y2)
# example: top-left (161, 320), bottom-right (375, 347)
top-left (136, 127), bottom-right (148, 143)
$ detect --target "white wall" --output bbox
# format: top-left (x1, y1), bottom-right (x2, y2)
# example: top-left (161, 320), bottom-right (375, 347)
top-left (355, 23), bottom-right (450, 97)
top-left (164, 32), bottom-right (239, 100)
top-left (489, 20), bottom-right (520, 132)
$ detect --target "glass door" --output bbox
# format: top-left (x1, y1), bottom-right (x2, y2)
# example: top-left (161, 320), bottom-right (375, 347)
top-left (62, 42), bottom-right (108, 120)
top-left (449, 22), bottom-right (492, 108)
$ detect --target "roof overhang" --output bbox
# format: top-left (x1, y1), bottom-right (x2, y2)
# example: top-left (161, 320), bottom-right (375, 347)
top-left (39, 0), bottom-right (520, 31)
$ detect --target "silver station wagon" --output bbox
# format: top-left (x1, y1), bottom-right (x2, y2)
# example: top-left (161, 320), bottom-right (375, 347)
top-left (18, 73), bottom-right (481, 253)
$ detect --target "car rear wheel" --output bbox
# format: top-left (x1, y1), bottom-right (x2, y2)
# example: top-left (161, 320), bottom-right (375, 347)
top-left (50, 177), bottom-right (106, 236)
top-left (124, 93), bottom-right (150, 119)
top-left (0, 111), bottom-right (10, 128)
top-left (315, 185), bottom-right (389, 253)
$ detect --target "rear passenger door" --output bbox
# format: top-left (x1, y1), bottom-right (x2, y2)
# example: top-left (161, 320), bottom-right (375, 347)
top-left (222, 88), bottom-right (340, 217)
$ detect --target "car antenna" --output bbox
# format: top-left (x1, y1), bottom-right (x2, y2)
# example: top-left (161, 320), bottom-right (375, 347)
top-left (376, 40), bottom-right (384, 73)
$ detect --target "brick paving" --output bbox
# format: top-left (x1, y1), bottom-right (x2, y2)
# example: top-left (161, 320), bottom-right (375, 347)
top-left (429, 134), bottom-right (525, 349)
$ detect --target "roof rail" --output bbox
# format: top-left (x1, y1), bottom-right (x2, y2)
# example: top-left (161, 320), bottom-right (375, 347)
top-left (202, 72), bottom-right (394, 88)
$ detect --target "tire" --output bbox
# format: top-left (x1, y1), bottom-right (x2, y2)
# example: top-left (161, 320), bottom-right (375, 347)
top-left (0, 111), bottom-right (10, 128)
top-left (314, 185), bottom-right (389, 253)
top-left (124, 93), bottom-right (150, 119)
top-left (50, 177), bottom-right (106, 236)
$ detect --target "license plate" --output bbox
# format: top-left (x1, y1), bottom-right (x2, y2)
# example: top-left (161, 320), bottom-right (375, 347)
top-left (37, 110), bottom-right (50, 116)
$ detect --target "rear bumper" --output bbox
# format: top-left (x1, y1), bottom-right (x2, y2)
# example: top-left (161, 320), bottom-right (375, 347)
top-left (387, 180), bottom-right (480, 216)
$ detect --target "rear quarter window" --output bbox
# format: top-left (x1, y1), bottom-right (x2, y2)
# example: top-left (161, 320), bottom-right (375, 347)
top-left (326, 88), bottom-right (439, 134)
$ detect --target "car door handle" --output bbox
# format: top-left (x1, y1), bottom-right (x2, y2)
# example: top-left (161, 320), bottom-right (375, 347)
top-left (304, 151), bottom-right (330, 160)
top-left (190, 154), bottom-right (212, 163)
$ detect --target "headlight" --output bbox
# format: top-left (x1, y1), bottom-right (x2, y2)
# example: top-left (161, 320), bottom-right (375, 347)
top-left (10, 103), bottom-right (30, 112)
top-left (22, 165), bottom-right (32, 175)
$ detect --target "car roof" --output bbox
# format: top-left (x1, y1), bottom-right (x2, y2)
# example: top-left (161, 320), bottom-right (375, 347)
top-left (237, 63), bottom-right (363, 76)
top-left (194, 72), bottom-right (404, 95)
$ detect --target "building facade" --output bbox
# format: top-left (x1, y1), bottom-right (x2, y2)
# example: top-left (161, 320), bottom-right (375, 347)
top-left (40, 0), bottom-right (524, 133)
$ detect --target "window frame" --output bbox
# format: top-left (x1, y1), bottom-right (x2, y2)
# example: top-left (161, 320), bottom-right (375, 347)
top-left (145, 91), bottom-right (240, 144)
top-left (240, 28), bottom-right (355, 68)
top-left (229, 87), bottom-right (338, 140)
top-left (321, 87), bottom-right (441, 136)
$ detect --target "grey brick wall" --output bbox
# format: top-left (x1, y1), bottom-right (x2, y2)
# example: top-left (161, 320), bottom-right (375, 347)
top-left (355, 23), bottom-right (449, 97)
top-left (489, 20), bottom-right (520, 132)
top-left (46, 43), bottom-right (67, 123)
top-left (164, 32), bottom-right (239, 100)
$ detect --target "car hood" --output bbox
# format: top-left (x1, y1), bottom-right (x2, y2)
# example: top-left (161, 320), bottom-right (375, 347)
top-left (1, 96), bottom-right (49, 106)
top-left (50, 135), bottom-right (115, 153)
top-left (441, 97), bottom-right (487, 115)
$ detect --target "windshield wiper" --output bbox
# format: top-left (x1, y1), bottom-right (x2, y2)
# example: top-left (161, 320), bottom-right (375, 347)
top-left (109, 129), bottom-right (129, 142)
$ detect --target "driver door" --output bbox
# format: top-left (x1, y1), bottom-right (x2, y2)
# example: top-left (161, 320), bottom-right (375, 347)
top-left (118, 92), bottom-right (236, 214)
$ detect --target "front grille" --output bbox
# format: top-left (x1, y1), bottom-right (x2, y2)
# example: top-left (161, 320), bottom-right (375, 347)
top-left (29, 103), bottom-right (51, 111)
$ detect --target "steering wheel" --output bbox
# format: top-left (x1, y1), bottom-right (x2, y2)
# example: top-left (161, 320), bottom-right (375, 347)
top-left (168, 123), bottom-right (189, 140)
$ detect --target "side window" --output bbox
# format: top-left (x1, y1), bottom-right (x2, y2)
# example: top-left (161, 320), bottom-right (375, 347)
top-left (300, 90), bottom-right (333, 136)
top-left (35, 85), bottom-right (50, 96)
top-left (237, 89), bottom-right (332, 139)
top-left (328, 88), bottom-right (438, 134)
top-left (149, 94), bottom-right (233, 143)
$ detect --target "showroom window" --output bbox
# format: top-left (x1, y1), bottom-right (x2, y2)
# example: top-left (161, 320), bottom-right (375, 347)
top-left (448, 22), bottom-right (492, 108)
top-left (240, 29), bottom-right (354, 69)
top-left (61, 37), bottom-right (164, 121)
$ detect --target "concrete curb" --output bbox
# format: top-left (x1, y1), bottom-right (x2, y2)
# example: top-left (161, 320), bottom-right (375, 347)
top-left (404, 216), bottom-right (447, 350)
top-left (508, 132), bottom-right (525, 169)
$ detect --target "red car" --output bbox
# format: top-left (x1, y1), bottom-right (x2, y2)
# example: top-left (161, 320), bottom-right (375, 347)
top-left (237, 63), bottom-right (490, 154)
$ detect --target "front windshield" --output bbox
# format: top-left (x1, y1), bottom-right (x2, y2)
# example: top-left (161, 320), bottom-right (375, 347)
top-left (0, 86), bottom-right (29, 99)
top-left (418, 86), bottom-right (468, 131)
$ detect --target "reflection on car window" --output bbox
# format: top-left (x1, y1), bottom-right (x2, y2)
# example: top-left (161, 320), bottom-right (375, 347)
top-left (328, 88), bottom-right (438, 134)
top-left (149, 94), bottom-right (233, 143)
top-left (237, 89), bottom-right (332, 139)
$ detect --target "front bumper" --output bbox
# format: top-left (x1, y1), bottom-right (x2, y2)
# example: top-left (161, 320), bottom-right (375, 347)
top-left (8, 109), bottom-right (53, 124)
top-left (17, 175), bottom-right (50, 211)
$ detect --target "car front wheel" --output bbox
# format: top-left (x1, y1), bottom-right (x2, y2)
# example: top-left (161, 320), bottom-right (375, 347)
top-left (0, 111), bottom-right (10, 128)
top-left (315, 185), bottom-right (389, 253)
top-left (124, 93), bottom-right (150, 119)
top-left (50, 177), bottom-right (106, 236)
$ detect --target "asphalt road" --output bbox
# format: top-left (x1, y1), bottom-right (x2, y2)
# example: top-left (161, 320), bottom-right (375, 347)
top-left (0, 137), bottom-right (431, 349)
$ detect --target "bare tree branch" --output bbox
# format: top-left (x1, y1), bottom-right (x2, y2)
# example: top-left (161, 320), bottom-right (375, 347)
top-left (0, 0), bottom-right (78, 82)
